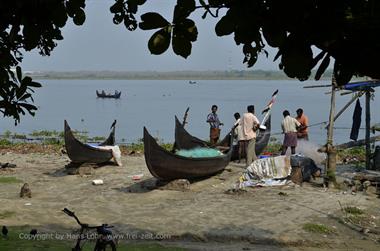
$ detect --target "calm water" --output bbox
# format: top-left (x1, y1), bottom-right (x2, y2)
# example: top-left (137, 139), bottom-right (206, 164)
top-left (1, 79), bottom-right (378, 145)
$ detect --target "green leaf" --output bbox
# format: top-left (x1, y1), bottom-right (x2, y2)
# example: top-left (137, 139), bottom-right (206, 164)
top-left (148, 28), bottom-right (171, 55)
top-left (174, 0), bottom-right (195, 21)
top-left (16, 66), bottom-right (22, 83)
top-left (128, 0), bottom-right (147, 5)
top-left (262, 27), bottom-right (286, 47)
top-left (110, 0), bottom-right (124, 13)
top-left (311, 50), bottom-right (327, 69)
top-left (177, 19), bottom-right (198, 42)
top-left (315, 54), bottom-right (330, 80)
top-left (139, 12), bottom-right (170, 30)
top-left (20, 93), bottom-right (32, 101)
top-left (172, 33), bottom-right (191, 58)
top-left (215, 14), bottom-right (235, 36)
top-left (27, 81), bottom-right (42, 88)
top-left (21, 76), bottom-right (32, 86)
top-left (73, 9), bottom-right (86, 25)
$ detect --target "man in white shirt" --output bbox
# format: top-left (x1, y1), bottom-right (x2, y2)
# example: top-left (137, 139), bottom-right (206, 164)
top-left (241, 105), bottom-right (260, 166)
top-left (281, 110), bottom-right (301, 155)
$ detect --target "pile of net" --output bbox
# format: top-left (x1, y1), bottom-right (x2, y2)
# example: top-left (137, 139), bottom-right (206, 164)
top-left (176, 147), bottom-right (223, 158)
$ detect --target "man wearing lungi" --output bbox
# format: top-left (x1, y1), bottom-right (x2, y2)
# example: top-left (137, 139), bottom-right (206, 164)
top-left (281, 110), bottom-right (301, 155)
top-left (207, 105), bottom-right (223, 144)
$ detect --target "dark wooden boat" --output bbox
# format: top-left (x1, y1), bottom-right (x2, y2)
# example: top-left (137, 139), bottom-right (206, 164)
top-left (64, 120), bottom-right (116, 163)
top-left (174, 115), bottom-right (271, 159)
top-left (96, 90), bottom-right (121, 99)
top-left (143, 127), bottom-right (233, 180)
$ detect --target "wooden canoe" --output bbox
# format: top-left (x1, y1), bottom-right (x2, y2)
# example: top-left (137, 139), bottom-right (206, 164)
top-left (143, 127), bottom-right (233, 180)
top-left (64, 120), bottom-right (116, 163)
top-left (174, 115), bottom-right (271, 159)
top-left (96, 90), bottom-right (121, 99)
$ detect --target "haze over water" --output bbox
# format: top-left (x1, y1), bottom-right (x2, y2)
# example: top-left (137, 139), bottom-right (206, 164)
top-left (1, 79), bottom-right (378, 146)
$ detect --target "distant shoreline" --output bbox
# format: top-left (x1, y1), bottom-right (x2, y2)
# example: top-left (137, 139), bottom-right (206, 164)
top-left (26, 69), bottom-right (341, 81)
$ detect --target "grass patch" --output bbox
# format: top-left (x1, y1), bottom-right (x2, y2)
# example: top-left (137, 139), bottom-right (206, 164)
top-left (344, 206), bottom-right (364, 215)
top-left (302, 223), bottom-right (335, 234)
top-left (0, 177), bottom-right (23, 184)
top-left (0, 211), bottom-right (15, 219)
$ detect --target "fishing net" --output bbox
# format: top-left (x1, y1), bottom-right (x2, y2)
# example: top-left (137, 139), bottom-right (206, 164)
top-left (176, 147), bottom-right (223, 158)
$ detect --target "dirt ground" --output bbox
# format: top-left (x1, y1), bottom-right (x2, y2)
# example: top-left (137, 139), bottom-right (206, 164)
top-left (0, 152), bottom-right (380, 250)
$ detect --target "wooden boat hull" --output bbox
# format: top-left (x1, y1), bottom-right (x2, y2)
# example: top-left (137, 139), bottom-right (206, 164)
top-left (144, 127), bottom-right (233, 180)
top-left (174, 115), bottom-right (271, 159)
top-left (96, 90), bottom-right (121, 99)
top-left (64, 120), bottom-right (116, 163)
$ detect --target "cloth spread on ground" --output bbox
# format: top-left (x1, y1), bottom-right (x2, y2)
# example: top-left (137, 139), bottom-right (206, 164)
top-left (176, 147), bottom-right (223, 158)
top-left (87, 144), bottom-right (122, 166)
top-left (237, 155), bottom-right (292, 188)
top-left (350, 99), bottom-right (362, 141)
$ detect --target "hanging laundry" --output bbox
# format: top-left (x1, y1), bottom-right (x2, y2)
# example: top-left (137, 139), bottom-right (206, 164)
top-left (350, 99), bottom-right (362, 141)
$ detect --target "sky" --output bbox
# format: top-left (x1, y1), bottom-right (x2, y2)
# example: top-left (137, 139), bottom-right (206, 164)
top-left (21, 0), bottom-right (280, 72)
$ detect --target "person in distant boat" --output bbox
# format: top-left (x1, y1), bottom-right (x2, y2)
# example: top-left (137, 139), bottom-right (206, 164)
top-left (241, 105), bottom-right (260, 166)
top-left (233, 112), bottom-right (245, 163)
top-left (296, 108), bottom-right (309, 140)
top-left (281, 110), bottom-right (301, 155)
top-left (101, 90), bottom-right (106, 95)
top-left (206, 105), bottom-right (223, 144)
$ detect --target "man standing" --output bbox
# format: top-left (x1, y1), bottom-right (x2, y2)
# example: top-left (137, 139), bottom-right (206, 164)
top-left (296, 108), bottom-right (309, 140)
top-left (281, 110), bottom-right (301, 155)
top-left (241, 105), bottom-right (260, 166)
top-left (207, 105), bottom-right (223, 144)
top-left (233, 112), bottom-right (245, 163)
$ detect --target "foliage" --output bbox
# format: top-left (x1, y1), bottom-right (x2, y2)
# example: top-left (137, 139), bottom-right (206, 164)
top-left (263, 137), bottom-right (282, 154)
top-left (0, 0), bottom-right (85, 124)
top-left (302, 223), bottom-right (335, 234)
top-left (337, 146), bottom-right (366, 163)
top-left (111, 0), bottom-right (380, 84)
top-left (344, 206), bottom-right (364, 216)
top-left (0, 176), bottom-right (22, 184)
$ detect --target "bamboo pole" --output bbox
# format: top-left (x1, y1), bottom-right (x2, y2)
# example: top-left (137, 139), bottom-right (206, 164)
top-left (325, 76), bottom-right (337, 187)
top-left (365, 91), bottom-right (371, 169)
top-left (325, 91), bottom-right (364, 129)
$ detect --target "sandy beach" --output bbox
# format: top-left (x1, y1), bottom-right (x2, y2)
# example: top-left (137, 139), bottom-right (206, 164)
top-left (1, 151), bottom-right (380, 250)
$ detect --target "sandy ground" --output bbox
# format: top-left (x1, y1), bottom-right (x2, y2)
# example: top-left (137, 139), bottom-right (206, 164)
top-left (1, 152), bottom-right (380, 250)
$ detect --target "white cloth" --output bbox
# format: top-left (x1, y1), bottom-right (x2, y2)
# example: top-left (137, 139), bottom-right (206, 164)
top-left (95, 145), bottom-right (122, 166)
top-left (237, 156), bottom-right (292, 188)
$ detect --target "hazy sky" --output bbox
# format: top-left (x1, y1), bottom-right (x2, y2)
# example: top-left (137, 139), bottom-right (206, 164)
top-left (21, 0), bottom-right (280, 72)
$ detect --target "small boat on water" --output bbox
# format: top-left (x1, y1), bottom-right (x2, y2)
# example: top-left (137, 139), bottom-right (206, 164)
top-left (64, 120), bottom-right (116, 164)
top-left (143, 127), bottom-right (233, 180)
top-left (96, 90), bottom-right (121, 99)
top-left (188, 80), bottom-right (197, 84)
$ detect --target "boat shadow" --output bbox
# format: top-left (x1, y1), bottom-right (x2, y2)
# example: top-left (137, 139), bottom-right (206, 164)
top-left (46, 161), bottom-right (117, 177)
top-left (115, 173), bottom-right (224, 194)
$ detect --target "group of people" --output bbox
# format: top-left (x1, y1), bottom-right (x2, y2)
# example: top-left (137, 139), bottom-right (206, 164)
top-left (206, 105), bottom-right (309, 166)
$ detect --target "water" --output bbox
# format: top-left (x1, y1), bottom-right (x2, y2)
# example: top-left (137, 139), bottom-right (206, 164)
top-left (1, 79), bottom-right (378, 145)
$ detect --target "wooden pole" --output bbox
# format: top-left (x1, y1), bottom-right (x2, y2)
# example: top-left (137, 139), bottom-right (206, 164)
top-left (325, 76), bottom-right (337, 187)
top-left (365, 91), bottom-right (371, 169)
top-left (325, 91), bottom-right (364, 129)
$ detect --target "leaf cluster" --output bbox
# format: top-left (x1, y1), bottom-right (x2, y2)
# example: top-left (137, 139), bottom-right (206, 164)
top-left (0, 0), bottom-right (86, 124)
top-left (116, 0), bottom-right (380, 84)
